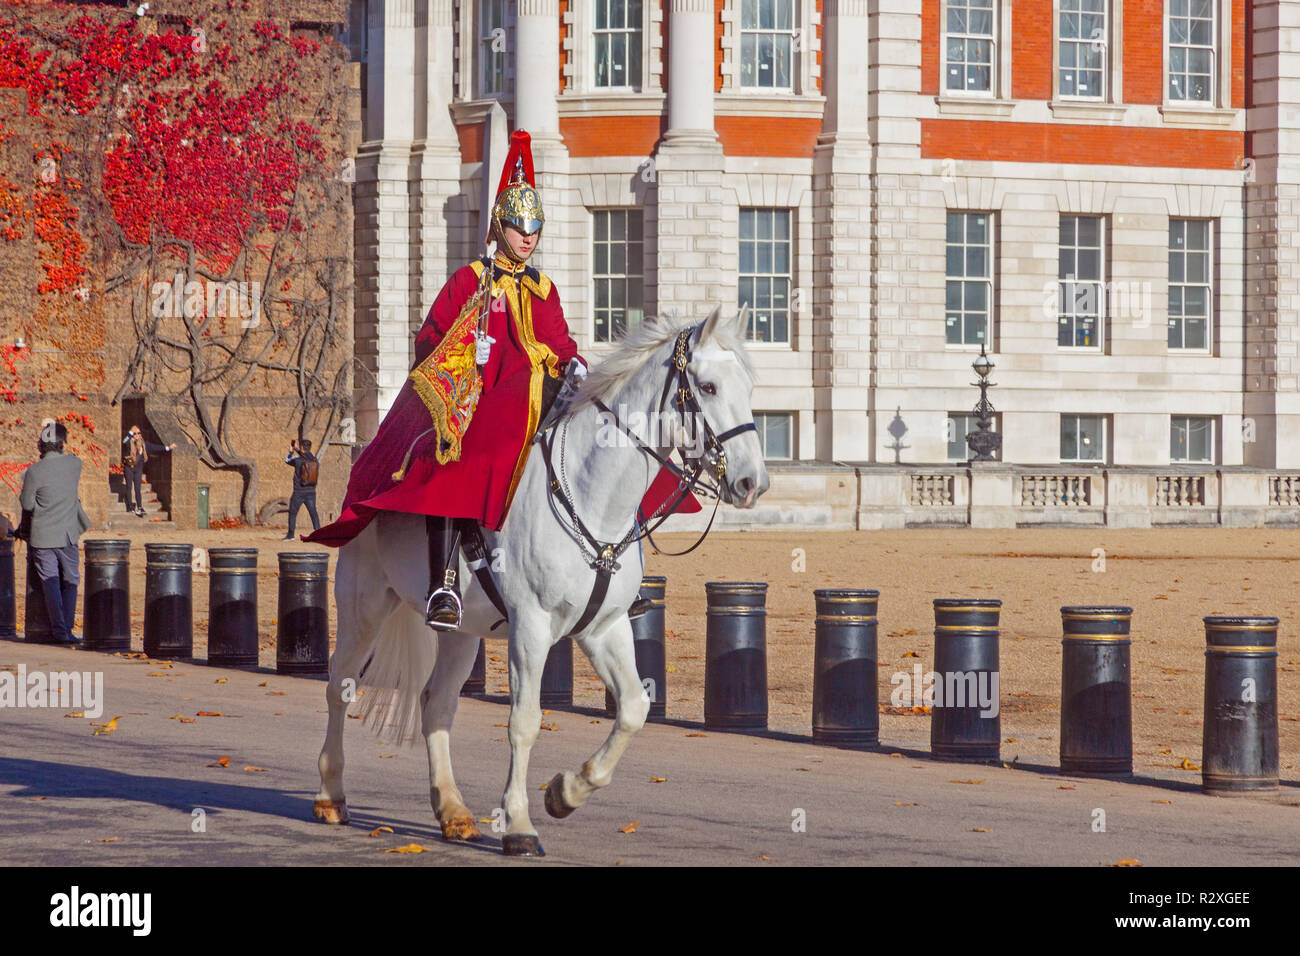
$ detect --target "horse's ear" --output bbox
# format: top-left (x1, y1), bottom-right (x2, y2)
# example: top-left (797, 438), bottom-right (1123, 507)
top-left (699, 304), bottom-right (723, 344)
top-left (729, 303), bottom-right (750, 339)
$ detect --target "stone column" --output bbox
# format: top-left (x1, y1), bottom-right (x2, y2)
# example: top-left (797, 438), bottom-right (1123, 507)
top-left (354, 0), bottom-right (421, 438)
top-left (654, 0), bottom-right (727, 322)
top-left (1244, 0), bottom-right (1300, 468)
top-left (812, 0), bottom-right (874, 461)
top-left (513, 0), bottom-right (577, 304)
top-left (416, 0), bottom-right (470, 334)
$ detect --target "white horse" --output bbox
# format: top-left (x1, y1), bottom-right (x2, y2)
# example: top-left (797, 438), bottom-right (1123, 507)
top-left (313, 305), bottom-right (769, 855)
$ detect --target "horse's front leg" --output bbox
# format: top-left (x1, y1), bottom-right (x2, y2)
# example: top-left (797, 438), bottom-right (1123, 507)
top-left (545, 614), bottom-right (649, 818)
top-left (421, 631), bottom-right (483, 842)
top-left (500, 615), bottom-right (549, 856)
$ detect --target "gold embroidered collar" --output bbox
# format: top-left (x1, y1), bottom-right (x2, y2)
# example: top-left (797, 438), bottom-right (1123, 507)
top-left (492, 252), bottom-right (528, 275)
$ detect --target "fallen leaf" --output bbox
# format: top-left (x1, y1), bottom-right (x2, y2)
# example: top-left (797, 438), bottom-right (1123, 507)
top-left (949, 779), bottom-right (983, 785)
top-left (540, 722), bottom-right (559, 731)
top-left (266, 691), bottom-right (286, 696)
top-left (889, 752), bottom-right (903, 758)
top-left (196, 711), bottom-right (222, 717)
top-left (64, 712), bottom-right (84, 718)
top-left (1179, 758), bottom-right (1200, 771)
top-left (493, 723), bottom-right (508, 728)
top-left (243, 765), bottom-right (269, 773)
top-left (214, 678), bottom-right (227, 684)
top-left (179, 718), bottom-right (195, 724)
top-left (894, 801), bottom-right (917, 807)
top-left (684, 732), bottom-right (707, 738)
top-left (98, 837), bottom-right (119, 843)
top-left (1005, 737), bottom-right (1017, 743)
top-left (258, 681), bottom-right (269, 687)
top-left (1059, 785), bottom-right (1077, 790)
top-left (368, 826), bottom-right (395, 837)
top-left (902, 651), bottom-right (919, 658)
top-left (666, 665), bottom-right (678, 673)
top-left (207, 756), bottom-right (230, 768)
top-left (970, 827), bottom-right (991, 833)
top-left (650, 777), bottom-right (667, 783)
top-left (618, 820), bottom-right (640, 834)
top-left (1111, 858), bottom-right (1142, 867)
top-left (542, 710), bottom-right (550, 715)
top-left (589, 719), bottom-right (602, 724)
top-left (379, 754), bottom-right (396, 759)
top-left (167, 714), bottom-right (183, 720)
top-left (1156, 749), bottom-right (1172, 754)
top-left (385, 844), bottom-right (427, 854)
top-left (29, 796), bottom-right (46, 801)
top-left (1153, 800), bottom-right (1172, 804)
top-left (146, 672), bottom-right (167, 677)
top-left (91, 716), bottom-right (121, 736)
top-left (758, 855), bottom-right (773, 861)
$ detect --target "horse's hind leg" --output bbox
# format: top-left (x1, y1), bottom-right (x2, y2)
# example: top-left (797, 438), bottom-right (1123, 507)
top-left (421, 631), bottom-right (483, 841)
top-left (314, 560), bottom-right (399, 825)
top-left (545, 615), bottom-right (649, 819)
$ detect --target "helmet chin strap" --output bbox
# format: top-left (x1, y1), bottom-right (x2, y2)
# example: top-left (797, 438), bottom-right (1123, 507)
top-left (492, 221), bottom-right (541, 264)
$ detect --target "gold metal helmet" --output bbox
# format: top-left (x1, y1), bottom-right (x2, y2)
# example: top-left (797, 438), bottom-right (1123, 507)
top-left (490, 131), bottom-right (544, 261)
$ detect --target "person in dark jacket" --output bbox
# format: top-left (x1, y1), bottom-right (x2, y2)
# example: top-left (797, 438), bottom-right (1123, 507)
top-left (121, 425), bottom-right (175, 517)
top-left (13, 422), bottom-right (92, 644)
top-left (284, 438), bottom-right (321, 540)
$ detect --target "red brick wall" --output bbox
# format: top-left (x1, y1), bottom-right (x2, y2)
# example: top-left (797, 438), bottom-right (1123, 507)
top-left (717, 115), bottom-right (820, 156)
top-left (560, 115), bottom-right (661, 157)
top-left (559, 0), bottom-right (568, 93)
top-left (1232, 0), bottom-right (1245, 107)
top-left (1123, 0), bottom-right (1165, 104)
top-left (715, 0), bottom-right (725, 92)
top-left (1012, 0), bottom-right (1053, 100)
top-left (458, 122), bottom-right (484, 163)
top-left (921, 118), bottom-right (1244, 169)
top-left (921, 1), bottom-right (939, 95)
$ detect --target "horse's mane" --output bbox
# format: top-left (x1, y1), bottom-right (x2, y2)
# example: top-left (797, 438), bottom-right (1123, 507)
top-left (574, 311), bottom-right (754, 409)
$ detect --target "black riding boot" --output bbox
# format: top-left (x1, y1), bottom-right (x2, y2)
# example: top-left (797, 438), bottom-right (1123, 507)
top-left (425, 515), bottom-right (464, 631)
top-left (628, 592), bottom-right (653, 618)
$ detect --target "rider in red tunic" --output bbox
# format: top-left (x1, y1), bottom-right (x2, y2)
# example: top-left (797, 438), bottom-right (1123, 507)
top-left (307, 130), bottom-right (696, 629)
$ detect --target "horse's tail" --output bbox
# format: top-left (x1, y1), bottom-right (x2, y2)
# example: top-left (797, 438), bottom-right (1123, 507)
top-left (354, 601), bottom-right (435, 747)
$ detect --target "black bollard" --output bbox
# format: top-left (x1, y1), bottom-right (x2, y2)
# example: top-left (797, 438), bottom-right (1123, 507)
top-left (1202, 616), bottom-right (1279, 794)
top-left (143, 543), bottom-right (194, 659)
top-left (1059, 606), bottom-right (1133, 775)
top-left (22, 549), bottom-right (54, 644)
top-left (605, 575), bottom-right (668, 720)
top-left (276, 552), bottom-right (330, 676)
top-left (207, 548), bottom-right (259, 668)
top-left (83, 539), bottom-right (132, 652)
top-left (930, 599), bottom-right (1001, 762)
top-left (812, 589), bottom-right (880, 748)
top-left (0, 537), bottom-right (15, 640)
top-left (461, 639), bottom-right (486, 696)
top-left (704, 582), bottom-right (768, 731)
top-left (539, 637), bottom-right (573, 708)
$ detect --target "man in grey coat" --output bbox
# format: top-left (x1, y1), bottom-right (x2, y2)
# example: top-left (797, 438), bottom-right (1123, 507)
top-left (14, 422), bottom-right (92, 644)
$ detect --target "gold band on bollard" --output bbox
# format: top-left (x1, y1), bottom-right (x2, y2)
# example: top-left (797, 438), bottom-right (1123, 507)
top-left (1062, 632), bottom-right (1134, 640)
top-left (815, 614), bottom-right (878, 624)
top-left (934, 624), bottom-right (999, 631)
top-left (1205, 645), bottom-right (1277, 654)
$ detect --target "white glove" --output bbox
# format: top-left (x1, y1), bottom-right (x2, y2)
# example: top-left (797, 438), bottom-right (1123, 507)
top-left (475, 331), bottom-right (496, 366)
top-left (568, 358), bottom-right (588, 380)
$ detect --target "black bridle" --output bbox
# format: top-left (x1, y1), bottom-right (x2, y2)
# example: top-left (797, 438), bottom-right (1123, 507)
top-left (538, 325), bottom-right (758, 579)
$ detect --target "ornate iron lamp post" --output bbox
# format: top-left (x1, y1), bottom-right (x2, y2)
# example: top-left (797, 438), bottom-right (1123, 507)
top-left (966, 344), bottom-right (1002, 463)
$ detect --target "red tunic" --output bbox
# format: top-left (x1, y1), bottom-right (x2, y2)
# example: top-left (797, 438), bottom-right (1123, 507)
top-left (306, 255), bottom-right (699, 548)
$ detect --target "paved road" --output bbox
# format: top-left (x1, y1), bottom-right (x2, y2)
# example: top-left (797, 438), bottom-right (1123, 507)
top-left (2, 641), bottom-right (1299, 867)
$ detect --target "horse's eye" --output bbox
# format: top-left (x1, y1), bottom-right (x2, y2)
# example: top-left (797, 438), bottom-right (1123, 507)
top-left (699, 382), bottom-right (717, 396)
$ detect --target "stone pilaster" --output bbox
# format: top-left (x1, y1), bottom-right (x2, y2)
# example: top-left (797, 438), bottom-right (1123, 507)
top-left (813, 0), bottom-right (874, 461)
top-left (1244, 0), bottom-right (1300, 468)
top-left (654, 0), bottom-right (727, 323)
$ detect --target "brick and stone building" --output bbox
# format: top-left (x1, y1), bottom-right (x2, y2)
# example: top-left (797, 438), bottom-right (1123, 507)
top-left (348, 0), bottom-right (1300, 528)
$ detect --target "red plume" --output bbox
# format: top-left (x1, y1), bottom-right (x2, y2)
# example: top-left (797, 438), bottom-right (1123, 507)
top-left (496, 129), bottom-right (536, 196)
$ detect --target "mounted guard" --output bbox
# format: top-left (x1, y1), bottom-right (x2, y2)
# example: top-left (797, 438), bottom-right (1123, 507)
top-left (305, 129), bottom-right (696, 630)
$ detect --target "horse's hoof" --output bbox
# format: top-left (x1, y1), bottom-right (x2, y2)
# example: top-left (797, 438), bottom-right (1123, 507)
top-left (544, 772), bottom-right (576, 819)
top-left (313, 799), bottom-right (349, 825)
top-left (501, 833), bottom-right (546, 857)
top-left (440, 815), bottom-right (484, 842)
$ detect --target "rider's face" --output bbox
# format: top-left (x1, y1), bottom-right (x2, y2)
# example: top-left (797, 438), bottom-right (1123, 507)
top-left (503, 224), bottom-right (539, 261)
